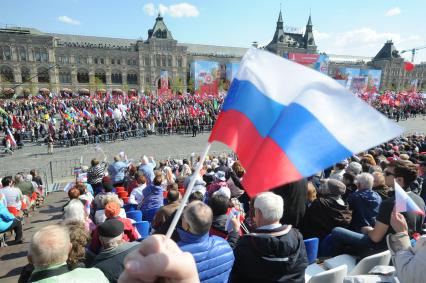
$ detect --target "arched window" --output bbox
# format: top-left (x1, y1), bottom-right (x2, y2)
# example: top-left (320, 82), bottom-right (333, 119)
top-left (127, 73), bottom-right (138, 84)
top-left (77, 69), bottom-right (89, 83)
top-left (0, 65), bottom-right (14, 82)
top-left (95, 70), bottom-right (106, 84)
top-left (59, 69), bottom-right (71, 83)
top-left (168, 56), bottom-right (172, 67)
top-left (161, 56), bottom-right (166, 67)
top-left (19, 47), bottom-right (27, 61)
top-left (21, 67), bottom-right (30, 82)
top-left (177, 57), bottom-right (182, 68)
top-left (34, 48), bottom-right (48, 62)
top-left (144, 56), bottom-right (150, 66)
top-left (37, 67), bottom-right (50, 83)
top-left (111, 73), bottom-right (123, 84)
top-left (145, 76), bottom-right (150, 84)
top-left (0, 47), bottom-right (12, 60)
top-left (77, 56), bottom-right (87, 64)
top-left (156, 55), bottom-right (161, 67)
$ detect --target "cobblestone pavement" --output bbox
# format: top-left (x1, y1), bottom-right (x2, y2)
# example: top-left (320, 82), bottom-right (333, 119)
top-left (0, 117), bottom-right (425, 173)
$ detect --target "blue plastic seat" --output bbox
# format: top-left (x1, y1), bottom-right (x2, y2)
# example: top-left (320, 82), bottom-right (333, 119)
top-left (304, 237), bottom-right (319, 264)
top-left (133, 221), bottom-right (150, 239)
top-left (123, 204), bottom-right (137, 212)
top-left (142, 207), bottom-right (160, 222)
top-left (126, 210), bottom-right (143, 222)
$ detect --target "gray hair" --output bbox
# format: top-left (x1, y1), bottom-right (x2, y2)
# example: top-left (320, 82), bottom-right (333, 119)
top-left (99, 234), bottom-right (123, 249)
top-left (63, 199), bottom-right (86, 223)
top-left (29, 225), bottom-right (70, 268)
top-left (356, 173), bottom-right (374, 190)
top-left (183, 201), bottom-right (212, 235)
top-left (254, 192), bottom-right (283, 223)
top-left (346, 162), bottom-right (362, 175)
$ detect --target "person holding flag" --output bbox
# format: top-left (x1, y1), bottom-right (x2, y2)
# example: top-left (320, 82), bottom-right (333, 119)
top-left (331, 161), bottom-right (425, 256)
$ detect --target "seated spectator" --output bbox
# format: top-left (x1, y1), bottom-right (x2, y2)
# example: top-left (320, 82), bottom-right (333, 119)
top-left (331, 161), bottom-right (425, 256)
top-left (65, 221), bottom-right (91, 269)
top-left (63, 187), bottom-right (86, 210)
top-left (207, 171), bottom-right (228, 196)
top-left (230, 192), bottom-right (308, 283)
top-left (227, 161), bottom-right (245, 198)
top-left (107, 155), bottom-right (130, 187)
top-left (123, 164), bottom-right (138, 191)
top-left (139, 173), bottom-right (164, 214)
top-left (63, 199), bottom-right (95, 233)
top-left (163, 166), bottom-right (176, 187)
top-left (347, 173), bottom-right (382, 232)
top-left (93, 182), bottom-right (122, 211)
top-left (1, 176), bottom-right (23, 215)
top-left (372, 171), bottom-right (391, 200)
top-left (306, 181), bottom-right (317, 207)
top-left (128, 173), bottom-right (147, 206)
top-left (0, 202), bottom-right (23, 244)
top-left (89, 219), bottom-right (140, 283)
top-left (302, 179), bottom-right (352, 240)
top-left (387, 208), bottom-right (425, 283)
top-left (94, 195), bottom-right (126, 225)
top-left (329, 160), bottom-right (348, 181)
top-left (177, 201), bottom-right (234, 283)
top-left (26, 225), bottom-right (109, 283)
top-left (91, 202), bottom-right (139, 253)
top-left (346, 161), bottom-right (363, 176)
top-left (208, 194), bottom-right (240, 246)
top-left (75, 182), bottom-right (94, 215)
top-left (342, 172), bottom-right (357, 200)
top-left (152, 188), bottom-right (180, 230)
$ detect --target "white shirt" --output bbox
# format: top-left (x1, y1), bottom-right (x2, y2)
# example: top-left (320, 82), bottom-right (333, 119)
top-left (129, 184), bottom-right (147, 205)
top-left (1, 186), bottom-right (23, 210)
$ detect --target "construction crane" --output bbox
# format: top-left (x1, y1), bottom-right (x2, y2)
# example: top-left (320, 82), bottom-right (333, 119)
top-left (400, 45), bottom-right (426, 62)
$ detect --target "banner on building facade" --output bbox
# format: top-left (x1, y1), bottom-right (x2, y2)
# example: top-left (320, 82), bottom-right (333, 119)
top-left (334, 67), bottom-right (381, 92)
top-left (284, 53), bottom-right (329, 75)
top-left (191, 60), bottom-right (220, 95)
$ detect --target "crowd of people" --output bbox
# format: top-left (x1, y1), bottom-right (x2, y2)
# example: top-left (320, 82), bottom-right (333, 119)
top-left (0, 92), bottom-right (223, 154)
top-left (1, 89), bottom-right (425, 154)
top-left (1, 132), bottom-right (426, 282)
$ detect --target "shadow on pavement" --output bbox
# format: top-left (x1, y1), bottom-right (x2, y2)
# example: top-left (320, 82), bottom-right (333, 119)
top-left (1, 250), bottom-right (27, 261)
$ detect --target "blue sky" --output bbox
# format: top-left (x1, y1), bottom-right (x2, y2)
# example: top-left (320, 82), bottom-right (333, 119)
top-left (1, 0), bottom-right (425, 62)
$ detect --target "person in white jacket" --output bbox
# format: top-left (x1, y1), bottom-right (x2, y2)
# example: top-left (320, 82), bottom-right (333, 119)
top-left (386, 207), bottom-right (426, 283)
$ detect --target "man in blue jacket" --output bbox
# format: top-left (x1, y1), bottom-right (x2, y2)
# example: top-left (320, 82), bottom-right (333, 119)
top-left (0, 202), bottom-right (23, 245)
top-left (107, 155), bottom-right (130, 187)
top-left (177, 201), bottom-right (234, 283)
top-left (347, 173), bottom-right (382, 232)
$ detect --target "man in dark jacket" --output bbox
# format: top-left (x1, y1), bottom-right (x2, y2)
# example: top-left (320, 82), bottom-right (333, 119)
top-left (302, 179), bottom-right (352, 240)
top-left (230, 192), bottom-right (308, 283)
top-left (89, 219), bottom-right (139, 283)
top-left (208, 194), bottom-right (239, 247)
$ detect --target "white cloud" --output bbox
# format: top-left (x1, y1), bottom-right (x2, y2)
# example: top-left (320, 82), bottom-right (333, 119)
top-left (57, 15), bottom-right (80, 25)
top-left (386, 7), bottom-right (401, 16)
top-left (143, 3), bottom-right (156, 16)
top-left (333, 28), bottom-right (401, 48)
top-left (313, 30), bottom-right (332, 40)
top-left (143, 2), bottom-right (199, 18)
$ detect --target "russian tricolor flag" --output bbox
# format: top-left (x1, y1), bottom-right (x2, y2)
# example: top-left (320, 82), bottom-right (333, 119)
top-left (395, 181), bottom-right (425, 215)
top-left (107, 107), bottom-right (114, 117)
top-left (6, 128), bottom-right (17, 148)
top-left (83, 109), bottom-right (92, 119)
top-left (209, 48), bottom-right (403, 196)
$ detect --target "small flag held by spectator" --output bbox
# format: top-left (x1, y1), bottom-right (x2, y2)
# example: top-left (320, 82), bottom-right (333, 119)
top-left (395, 180), bottom-right (425, 215)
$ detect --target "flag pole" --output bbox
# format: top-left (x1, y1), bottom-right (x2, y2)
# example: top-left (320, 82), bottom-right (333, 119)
top-left (165, 142), bottom-right (212, 239)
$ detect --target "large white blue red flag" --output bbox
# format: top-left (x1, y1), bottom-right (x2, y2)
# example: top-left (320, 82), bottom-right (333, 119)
top-left (395, 181), bottom-right (424, 215)
top-left (6, 128), bottom-right (17, 148)
top-left (209, 48), bottom-right (403, 196)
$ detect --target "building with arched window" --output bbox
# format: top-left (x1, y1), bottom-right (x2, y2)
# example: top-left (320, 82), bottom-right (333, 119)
top-left (1, 9), bottom-right (423, 96)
